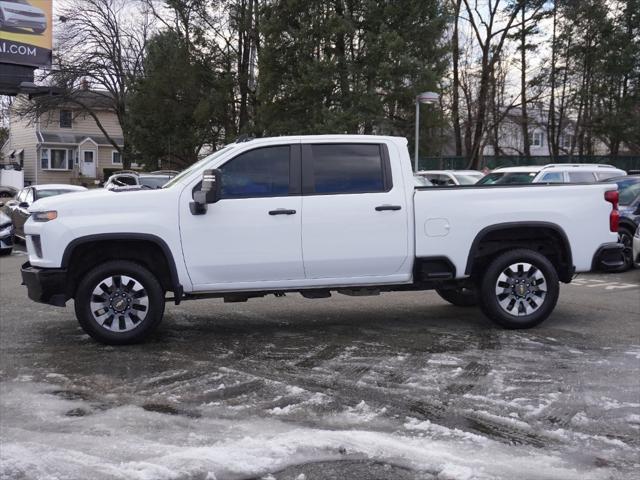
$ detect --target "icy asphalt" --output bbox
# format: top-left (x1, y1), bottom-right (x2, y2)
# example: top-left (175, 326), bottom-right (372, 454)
top-left (0, 249), bottom-right (639, 480)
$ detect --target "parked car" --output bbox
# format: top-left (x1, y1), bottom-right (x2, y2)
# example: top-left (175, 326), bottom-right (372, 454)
top-left (104, 170), bottom-right (179, 190)
top-left (0, 185), bottom-right (18, 199)
top-left (0, 211), bottom-right (14, 255)
top-left (416, 170), bottom-right (483, 186)
top-left (0, 0), bottom-right (48, 34)
top-left (633, 225), bottom-right (640, 269)
top-left (477, 164), bottom-right (626, 185)
top-left (20, 135), bottom-right (623, 344)
top-left (2, 184), bottom-right (87, 240)
top-left (600, 175), bottom-right (640, 270)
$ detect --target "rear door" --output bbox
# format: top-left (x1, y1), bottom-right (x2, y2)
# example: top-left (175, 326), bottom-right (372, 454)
top-left (300, 142), bottom-right (409, 279)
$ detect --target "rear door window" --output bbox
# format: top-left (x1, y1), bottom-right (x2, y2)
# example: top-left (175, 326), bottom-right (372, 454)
top-left (303, 144), bottom-right (390, 194)
top-left (539, 172), bottom-right (565, 183)
top-left (567, 171), bottom-right (597, 183)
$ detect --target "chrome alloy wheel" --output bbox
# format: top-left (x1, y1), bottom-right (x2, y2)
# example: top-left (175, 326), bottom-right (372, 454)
top-left (89, 275), bottom-right (149, 332)
top-left (494, 262), bottom-right (547, 317)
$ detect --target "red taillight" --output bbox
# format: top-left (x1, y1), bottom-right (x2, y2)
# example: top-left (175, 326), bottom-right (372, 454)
top-left (604, 190), bottom-right (619, 232)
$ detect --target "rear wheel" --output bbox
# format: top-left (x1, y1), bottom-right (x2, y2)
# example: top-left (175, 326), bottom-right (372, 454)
top-left (617, 227), bottom-right (634, 272)
top-left (436, 286), bottom-right (477, 307)
top-left (32, 27), bottom-right (46, 34)
top-left (75, 260), bottom-right (165, 344)
top-left (478, 249), bottom-right (559, 329)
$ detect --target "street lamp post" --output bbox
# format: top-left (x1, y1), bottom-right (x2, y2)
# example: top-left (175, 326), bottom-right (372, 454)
top-left (414, 91), bottom-right (440, 172)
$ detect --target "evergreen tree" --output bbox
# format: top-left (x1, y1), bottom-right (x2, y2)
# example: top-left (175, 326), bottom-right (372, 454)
top-left (128, 30), bottom-right (233, 169)
top-left (257, 0), bottom-right (448, 155)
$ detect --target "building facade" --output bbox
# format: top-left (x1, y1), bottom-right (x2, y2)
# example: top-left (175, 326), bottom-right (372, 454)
top-left (1, 93), bottom-right (132, 186)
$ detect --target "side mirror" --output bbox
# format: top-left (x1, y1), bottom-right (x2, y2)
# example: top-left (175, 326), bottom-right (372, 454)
top-left (190, 169), bottom-right (222, 215)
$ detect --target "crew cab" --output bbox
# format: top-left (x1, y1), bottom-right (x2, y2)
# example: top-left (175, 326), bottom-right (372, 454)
top-left (20, 135), bottom-right (624, 344)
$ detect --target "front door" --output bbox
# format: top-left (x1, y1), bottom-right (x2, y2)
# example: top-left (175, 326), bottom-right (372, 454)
top-left (80, 149), bottom-right (96, 177)
top-left (300, 142), bottom-right (409, 279)
top-left (179, 144), bottom-right (305, 289)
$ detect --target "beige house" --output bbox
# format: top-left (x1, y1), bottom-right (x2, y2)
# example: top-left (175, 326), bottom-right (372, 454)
top-left (1, 92), bottom-right (134, 186)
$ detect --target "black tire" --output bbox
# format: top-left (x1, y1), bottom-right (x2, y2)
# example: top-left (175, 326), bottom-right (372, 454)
top-left (478, 249), bottom-right (559, 329)
top-left (74, 260), bottom-right (165, 345)
top-left (0, 247), bottom-right (11, 256)
top-left (616, 227), bottom-right (634, 273)
top-left (32, 27), bottom-right (46, 35)
top-left (436, 286), bottom-right (477, 307)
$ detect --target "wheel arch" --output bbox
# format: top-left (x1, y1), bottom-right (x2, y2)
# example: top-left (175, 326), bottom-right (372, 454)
top-left (61, 233), bottom-right (183, 302)
top-left (465, 221), bottom-right (574, 283)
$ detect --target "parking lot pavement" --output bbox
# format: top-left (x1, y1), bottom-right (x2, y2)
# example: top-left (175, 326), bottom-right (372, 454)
top-left (1, 250), bottom-right (639, 480)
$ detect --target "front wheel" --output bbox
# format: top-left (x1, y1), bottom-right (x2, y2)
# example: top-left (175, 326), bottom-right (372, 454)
top-left (478, 249), bottom-right (559, 329)
top-left (75, 260), bottom-right (165, 344)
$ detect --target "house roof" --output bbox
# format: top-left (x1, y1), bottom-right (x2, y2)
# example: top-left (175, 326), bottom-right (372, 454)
top-left (37, 131), bottom-right (124, 147)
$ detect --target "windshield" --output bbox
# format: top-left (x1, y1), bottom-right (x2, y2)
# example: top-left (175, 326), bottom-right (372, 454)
top-left (477, 171), bottom-right (538, 185)
top-left (35, 189), bottom-right (79, 200)
top-left (140, 176), bottom-right (170, 189)
top-left (163, 145), bottom-right (234, 189)
top-left (453, 173), bottom-right (482, 185)
top-left (616, 179), bottom-right (640, 206)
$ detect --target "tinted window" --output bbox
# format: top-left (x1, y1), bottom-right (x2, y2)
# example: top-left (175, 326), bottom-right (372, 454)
top-left (309, 144), bottom-right (385, 194)
top-left (540, 172), bottom-right (564, 183)
top-left (567, 171), bottom-right (596, 183)
top-left (36, 189), bottom-right (77, 200)
top-left (140, 176), bottom-right (170, 189)
top-left (425, 174), bottom-right (454, 186)
top-left (114, 175), bottom-right (137, 186)
top-left (596, 171), bottom-right (622, 181)
top-left (221, 146), bottom-right (290, 198)
top-left (477, 172), bottom-right (538, 185)
top-left (618, 181), bottom-right (640, 205)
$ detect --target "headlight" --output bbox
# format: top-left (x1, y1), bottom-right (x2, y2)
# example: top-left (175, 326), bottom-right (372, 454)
top-left (32, 211), bottom-right (58, 222)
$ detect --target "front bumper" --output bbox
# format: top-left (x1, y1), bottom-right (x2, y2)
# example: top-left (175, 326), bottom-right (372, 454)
top-left (21, 262), bottom-right (69, 307)
top-left (591, 243), bottom-right (625, 272)
top-left (0, 232), bottom-right (13, 251)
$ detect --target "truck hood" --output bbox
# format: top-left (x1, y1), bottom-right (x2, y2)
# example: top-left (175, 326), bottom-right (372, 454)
top-left (28, 187), bottom-right (172, 215)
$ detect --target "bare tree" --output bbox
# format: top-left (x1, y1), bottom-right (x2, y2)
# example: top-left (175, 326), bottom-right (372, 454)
top-left (459, 0), bottom-right (525, 168)
top-left (18, 0), bottom-right (153, 168)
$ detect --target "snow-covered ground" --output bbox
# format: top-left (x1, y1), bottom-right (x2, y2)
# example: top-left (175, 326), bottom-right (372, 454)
top-left (1, 252), bottom-right (639, 480)
top-left (1, 330), bottom-right (638, 480)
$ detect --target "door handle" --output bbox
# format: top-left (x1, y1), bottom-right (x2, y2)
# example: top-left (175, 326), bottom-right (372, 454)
top-left (269, 209), bottom-right (297, 215)
top-left (375, 205), bottom-right (401, 211)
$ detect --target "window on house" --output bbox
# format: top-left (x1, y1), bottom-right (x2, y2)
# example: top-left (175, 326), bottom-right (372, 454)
top-left (531, 132), bottom-right (544, 147)
top-left (60, 110), bottom-right (73, 128)
top-left (41, 149), bottom-right (71, 170)
top-left (112, 151), bottom-right (122, 164)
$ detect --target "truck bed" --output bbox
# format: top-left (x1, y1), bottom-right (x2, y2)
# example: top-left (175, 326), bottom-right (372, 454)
top-left (413, 183), bottom-right (618, 277)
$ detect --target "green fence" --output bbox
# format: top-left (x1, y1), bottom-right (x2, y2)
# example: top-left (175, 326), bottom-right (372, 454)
top-left (419, 156), bottom-right (640, 172)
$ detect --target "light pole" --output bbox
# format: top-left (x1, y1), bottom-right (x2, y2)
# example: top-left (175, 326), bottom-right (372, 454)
top-left (414, 91), bottom-right (440, 172)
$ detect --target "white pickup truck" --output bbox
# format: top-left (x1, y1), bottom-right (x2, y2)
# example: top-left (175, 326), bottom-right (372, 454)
top-left (21, 135), bottom-right (624, 344)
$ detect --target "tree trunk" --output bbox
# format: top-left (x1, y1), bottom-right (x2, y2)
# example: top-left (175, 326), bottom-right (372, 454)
top-left (452, 0), bottom-right (463, 157)
top-left (520, 7), bottom-right (530, 159)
